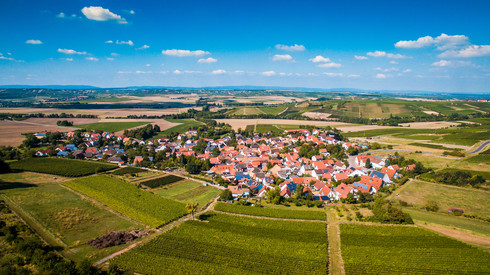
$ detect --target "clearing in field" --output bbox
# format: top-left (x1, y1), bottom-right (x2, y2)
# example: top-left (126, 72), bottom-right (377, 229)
top-left (216, 118), bottom-right (349, 130)
top-left (62, 175), bottom-right (186, 227)
top-left (9, 158), bottom-right (117, 177)
top-left (214, 202), bottom-right (326, 220)
top-left (0, 119), bottom-right (75, 146)
top-left (111, 212), bottom-right (328, 274)
top-left (392, 180), bottom-right (490, 217)
top-left (0, 172), bottom-right (140, 259)
top-left (340, 223), bottom-right (490, 274)
top-left (156, 119), bottom-right (204, 137)
top-left (155, 179), bottom-right (220, 208)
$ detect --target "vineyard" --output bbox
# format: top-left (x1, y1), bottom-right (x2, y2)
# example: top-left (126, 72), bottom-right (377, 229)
top-left (111, 167), bottom-right (146, 175)
top-left (140, 174), bottom-right (184, 188)
top-left (340, 224), bottom-right (490, 274)
top-left (214, 202), bottom-right (326, 220)
top-left (111, 212), bottom-right (328, 274)
top-left (9, 158), bottom-right (117, 177)
top-left (62, 175), bottom-right (186, 227)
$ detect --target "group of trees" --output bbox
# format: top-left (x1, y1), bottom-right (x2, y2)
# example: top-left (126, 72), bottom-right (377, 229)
top-left (56, 120), bottom-right (73, 126)
top-left (367, 198), bottom-right (414, 224)
top-left (123, 124), bottom-right (161, 140)
top-left (419, 170), bottom-right (485, 187)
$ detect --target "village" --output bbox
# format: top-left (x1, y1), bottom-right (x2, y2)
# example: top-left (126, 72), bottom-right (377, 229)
top-left (32, 127), bottom-right (415, 204)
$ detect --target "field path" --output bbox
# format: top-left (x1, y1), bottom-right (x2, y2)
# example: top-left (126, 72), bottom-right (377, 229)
top-left (211, 209), bottom-right (327, 223)
top-left (419, 224), bottom-right (490, 248)
top-left (467, 140), bottom-right (490, 154)
top-left (94, 196), bottom-right (219, 267)
top-left (277, 106), bottom-right (289, 115)
top-left (326, 209), bottom-right (345, 275)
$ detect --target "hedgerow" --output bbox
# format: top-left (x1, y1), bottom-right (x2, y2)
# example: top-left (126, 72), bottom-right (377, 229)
top-left (111, 213), bottom-right (328, 274)
top-left (111, 167), bottom-right (146, 175)
top-left (62, 175), bottom-right (186, 227)
top-left (340, 224), bottom-right (490, 274)
top-left (214, 202), bottom-right (326, 220)
top-left (9, 158), bottom-right (117, 177)
top-left (140, 175), bottom-right (184, 188)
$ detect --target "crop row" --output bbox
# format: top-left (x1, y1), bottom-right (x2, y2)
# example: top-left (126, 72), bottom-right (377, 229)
top-left (9, 158), bottom-right (117, 177)
top-left (340, 224), bottom-right (490, 274)
top-left (62, 175), bottom-right (186, 227)
top-left (111, 167), bottom-right (146, 175)
top-left (111, 213), bottom-right (328, 274)
top-left (140, 175), bottom-right (184, 188)
top-left (214, 202), bottom-right (326, 220)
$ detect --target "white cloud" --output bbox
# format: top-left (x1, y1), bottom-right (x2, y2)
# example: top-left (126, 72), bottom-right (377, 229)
top-left (390, 60), bottom-right (398, 64)
top-left (62, 58), bottom-right (73, 61)
top-left (375, 73), bottom-right (387, 79)
top-left (198, 57), bottom-right (217, 63)
top-left (261, 71), bottom-right (276, 76)
top-left (375, 67), bottom-right (399, 72)
top-left (309, 55), bottom-right (331, 63)
top-left (279, 72), bottom-right (293, 76)
top-left (403, 69), bottom-right (412, 73)
top-left (26, 39), bottom-right (42, 45)
top-left (162, 49), bottom-right (210, 57)
top-left (116, 40), bottom-right (133, 46)
top-left (86, 57), bottom-right (99, 61)
top-left (172, 70), bottom-right (201, 74)
top-left (137, 45), bottom-right (150, 50)
top-left (272, 54), bottom-right (293, 62)
top-left (145, 64), bottom-right (151, 67)
top-left (130, 10), bottom-right (135, 14)
top-left (111, 53), bottom-right (119, 57)
top-left (275, 44), bottom-right (305, 51)
top-left (81, 6), bottom-right (127, 24)
top-left (367, 51), bottom-right (407, 59)
top-left (105, 40), bottom-right (113, 44)
top-left (58, 48), bottom-right (87, 55)
top-left (322, 72), bottom-right (344, 77)
top-left (106, 57), bottom-right (114, 61)
top-left (367, 51), bottom-right (386, 57)
top-left (395, 36), bottom-right (434, 49)
top-left (432, 60), bottom-right (451, 67)
top-left (348, 74), bottom-right (360, 78)
top-left (135, 70), bottom-right (151, 74)
top-left (212, 69), bottom-right (227, 75)
top-left (317, 62), bottom-right (342, 68)
top-left (355, 55), bottom-right (368, 60)
top-left (56, 12), bottom-right (65, 18)
top-left (395, 33), bottom-right (469, 50)
top-left (439, 45), bottom-right (490, 58)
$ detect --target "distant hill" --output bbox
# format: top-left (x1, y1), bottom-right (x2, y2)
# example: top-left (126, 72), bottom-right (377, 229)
top-left (0, 85), bottom-right (100, 89)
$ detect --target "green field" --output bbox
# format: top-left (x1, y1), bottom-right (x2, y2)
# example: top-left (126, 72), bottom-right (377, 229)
top-left (155, 180), bottom-right (220, 208)
top-left (111, 167), bottom-right (147, 175)
top-left (467, 148), bottom-right (490, 164)
top-left (393, 180), bottom-right (489, 217)
top-left (0, 172), bottom-right (140, 258)
top-left (403, 208), bottom-right (490, 237)
top-left (340, 223), bottom-right (490, 274)
top-left (226, 107), bottom-right (264, 116)
top-left (214, 202), bottom-right (326, 220)
top-left (156, 119), bottom-right (204, 137)
top-left (76, 121), bottom-right (149, 132)
top-left (10, 158), bottom-right (117, 177)
top-left (111, 212), bottom-right (328, 274)
top-left (62, 175), bottom-right (186, 227)
top-left (140, 174), bottom-right (184, 188)
top-left (259, 105), bottom-right (289, 115)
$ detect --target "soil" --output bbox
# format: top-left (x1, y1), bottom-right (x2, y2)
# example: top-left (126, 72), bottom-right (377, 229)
top-left (88, 230), bottom-right (149, 249)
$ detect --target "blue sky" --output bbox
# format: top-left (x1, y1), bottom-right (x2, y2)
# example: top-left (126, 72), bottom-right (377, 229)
top-left (1, 0), bottom-right (489, 93)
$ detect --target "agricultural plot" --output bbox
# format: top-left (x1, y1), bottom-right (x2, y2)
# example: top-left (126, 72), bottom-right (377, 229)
top-left (0, 172), bottom-right (139, 247)
top-left (394, 180), bottom-right (490, 217)
top-left (111, 167), bottom-right (146, 175)
top-left (140, 174), bottom-right (184, 188)
top-left (226, 107), bottom-right (264, 115)
top-left (158, 119), bottom-right (203, 136)
top-left (467, 148), bottom-right (490, 164)
top-left (62, 175), bottom-right (186, 227)
top-left (9, 158), bottom-right (117, 177)
top-left (75, 121), bottom-right (149, 132)
top-left (155, 179), bottom-right (220, 207)
top-left (214, 202), bottom-right (326, 220)
top-left (340, 224), bottom-right (490, 274)
top-left (111, 213), bottom-right (328, 274)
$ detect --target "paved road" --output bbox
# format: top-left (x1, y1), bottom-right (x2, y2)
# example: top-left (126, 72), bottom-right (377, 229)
top-left (467, 140), bottom-right (490, 154)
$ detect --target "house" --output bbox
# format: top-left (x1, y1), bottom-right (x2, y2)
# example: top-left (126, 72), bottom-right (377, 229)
top-left (360, 175), bottom-right (382, 192)
top-left (380, 167), bottom-right (398, 179)
top-left (369, 171), bottom-right (391, 183)
top-left (280, 185), bottom-right (292, 198)
top-left (335, 183), bottom-right (355, 200)
top-left (228, 185), bottom-right (250, 198)
top-left (134, 156), bottom-right (144, 165)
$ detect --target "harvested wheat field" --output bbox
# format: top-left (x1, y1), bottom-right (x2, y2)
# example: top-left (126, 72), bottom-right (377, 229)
top-left (302, 112), bottom-right (334, 120)
top-left (0, 120), bottom-right (75, 146)
top-left (216, 119), bottom-right (351, 130)
top-left (399, 121), bottom-right (460, 128)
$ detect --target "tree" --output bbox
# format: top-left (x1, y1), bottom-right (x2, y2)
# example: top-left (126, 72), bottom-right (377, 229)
top-left (22, 133), bottom-right (39, 148)
top-left (423, 200), bottom-right (439, 212)
top-left (219, 189), bottom-right (233, 201)
top-left (211, 147), bottom-right (221, 157)
top-left (185, 202), bottom-right (199, 220)
top-left (365, 158), bottom-right (372, 168)
top-left (0, 160), bottom-right (11, 174)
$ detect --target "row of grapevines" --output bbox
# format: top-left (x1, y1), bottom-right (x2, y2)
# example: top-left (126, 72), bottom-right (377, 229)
top-left (10, 158), bottom-right (117, 177)
top-left (215, 202), bottom-right (326, 220)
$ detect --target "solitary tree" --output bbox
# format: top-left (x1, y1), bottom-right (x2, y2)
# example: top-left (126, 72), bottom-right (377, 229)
top-left (365, 158), bottom-right (372, 168)
top-left (185, 202), bottom-right (199, 220)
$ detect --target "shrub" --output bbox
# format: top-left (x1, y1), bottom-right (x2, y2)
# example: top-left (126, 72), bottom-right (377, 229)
top-left (423, 200), bottom-right (439, 212)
